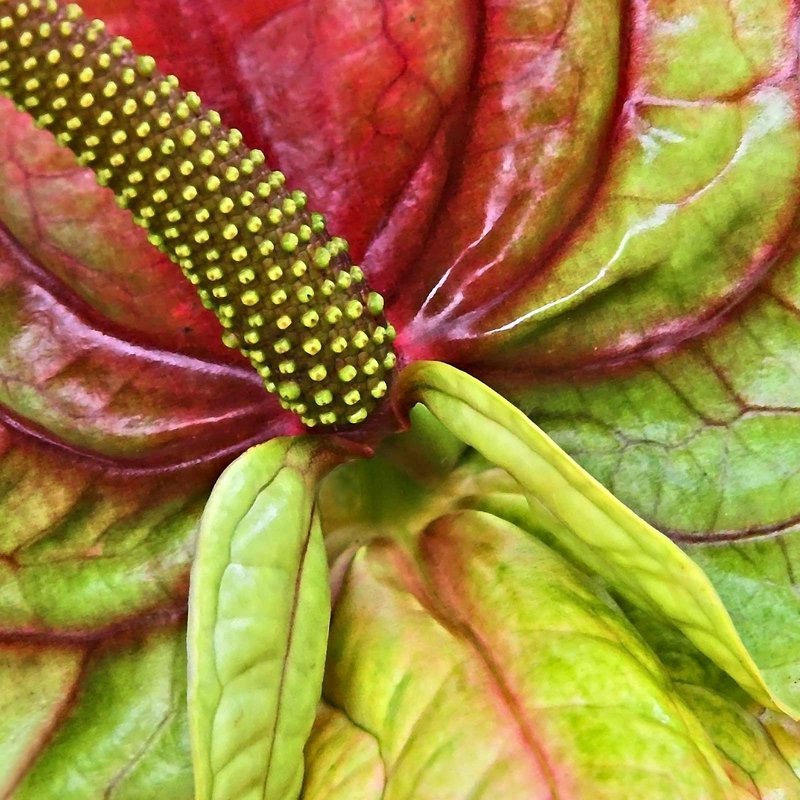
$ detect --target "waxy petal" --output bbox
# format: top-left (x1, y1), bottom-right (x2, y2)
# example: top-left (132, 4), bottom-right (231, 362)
top-left (510, 273), bottom-right (800, 540)
top-left (0, 223), bottom-right (289, 460)
top-left (226, 0), bottom-right (477, 266)
top-left (1, 0), bottom-right (799, 793)
top-left (0, 105), bottom-right (234, 359)
top-left (761, 710), bottom-right (800, 780)
top-left (391, 0), bottom-right (622, 339)
top-left (0, 643), bottom-right (83, 795)
top-left (689, 536), bottom-right (800, 712)
top-left (0, 429), bottom-right (213, 633)
top-left (400, 0), bottom-right (800, 368)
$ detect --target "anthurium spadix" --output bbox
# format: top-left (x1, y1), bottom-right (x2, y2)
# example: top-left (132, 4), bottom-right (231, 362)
top-left (1, 1), bottom-right (800, 798)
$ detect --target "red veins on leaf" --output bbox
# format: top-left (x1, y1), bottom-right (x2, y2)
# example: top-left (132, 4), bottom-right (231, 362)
top-left (2, 4), bottom-right (800, 793)
top-left (0, 0), bottom-right (799, 636)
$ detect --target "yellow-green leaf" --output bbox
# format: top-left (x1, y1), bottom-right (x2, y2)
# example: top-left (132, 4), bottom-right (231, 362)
top-left (396, 361), bottom-right (798, 718)
top-left (188, 437), bottom-right (343, 800)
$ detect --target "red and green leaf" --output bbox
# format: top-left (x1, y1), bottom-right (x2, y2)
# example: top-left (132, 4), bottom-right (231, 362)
top-left (1, 0), bottom-right (799, 795)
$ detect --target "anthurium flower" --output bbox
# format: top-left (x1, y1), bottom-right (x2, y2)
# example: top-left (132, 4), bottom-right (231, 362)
top-left (0, 1), bottom-right (799, 799)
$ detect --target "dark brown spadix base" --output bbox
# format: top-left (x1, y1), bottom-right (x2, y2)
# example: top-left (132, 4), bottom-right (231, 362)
top-left (0, 0), bottom-right (397, 427)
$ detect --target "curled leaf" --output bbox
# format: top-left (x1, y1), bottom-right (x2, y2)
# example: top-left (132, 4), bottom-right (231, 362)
top-left (188, 437), bottom-right (345, 800)
top-left (395, 360), bottom-right (797, 717)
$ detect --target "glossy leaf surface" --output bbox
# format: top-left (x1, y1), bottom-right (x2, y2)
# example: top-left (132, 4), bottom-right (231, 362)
top-left (395, 361), bottom-right (798, 714)
top-left (319, 511), bottom-right (731, 798)
top-left (189, 438), bottom-right (341, 800)
top-left (0, 0), bottom-right (798, 794)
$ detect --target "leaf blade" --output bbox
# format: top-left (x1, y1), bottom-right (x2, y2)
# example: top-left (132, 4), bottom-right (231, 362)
top-left (396, 360), bottom-right (797, 717)
top-left (188, 437), bottom-right (342, 800)
top-left (12, 625), bottom-right (192, 800)
top-left (322, 512), bottom-right (732, 798)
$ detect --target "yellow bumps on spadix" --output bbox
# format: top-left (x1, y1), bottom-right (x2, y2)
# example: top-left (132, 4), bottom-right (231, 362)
top-left (0, 0), bottom-right (396, 428)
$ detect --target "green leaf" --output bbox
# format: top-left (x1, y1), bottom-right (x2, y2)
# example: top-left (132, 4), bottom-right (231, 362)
top-left (687, 534), bottom-right (800, 711)
top-left (460, 464), bottom-right (800, 794)
top-left (10, 624), bottom-right (192, 799)
top-left (0, 643), bottom-right (83, 795)
top-left (188, 437), bottom-right (344, 800)
top-left (622, 603), bottom-right (800, 798)
top-left (322, 510), bottom-right (732, 798)
top-left (302, 703), bottom-right (385, 800)
top-left (396, 360), bottom-right (796, 716)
